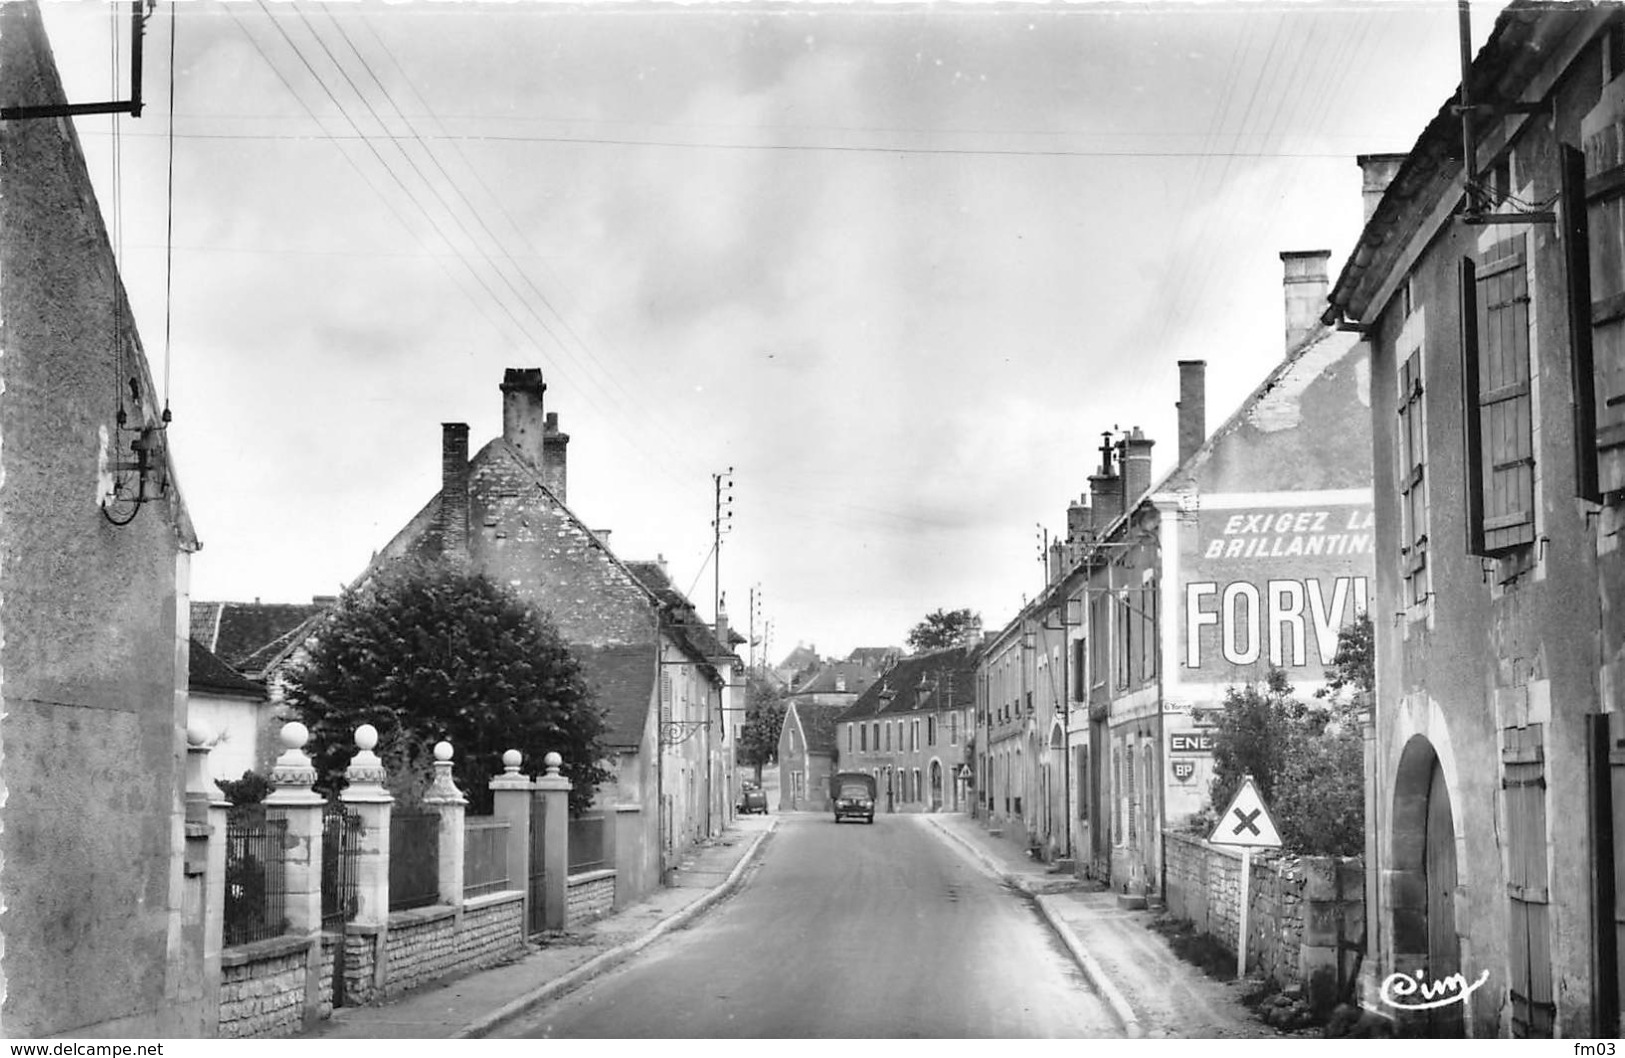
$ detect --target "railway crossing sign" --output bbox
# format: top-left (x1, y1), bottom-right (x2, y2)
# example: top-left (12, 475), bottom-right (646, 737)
top-left (1207, 775), bottom-right (1281, 849)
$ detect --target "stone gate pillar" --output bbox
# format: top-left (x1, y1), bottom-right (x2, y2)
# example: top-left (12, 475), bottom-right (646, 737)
top-left (535, 752), bottom-right (573, 931)
top-left (263, 721), bottom-right (326, 1030)
top-left (341, 724), bottom-right (394, 1002)
top-left (489, 750), bottom-right (533, 924)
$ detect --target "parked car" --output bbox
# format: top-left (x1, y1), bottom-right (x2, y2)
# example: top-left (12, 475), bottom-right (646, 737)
top-left (831, 772), bottom-right (876, 824)
top-left (737, 781), bottom-right (768, 815)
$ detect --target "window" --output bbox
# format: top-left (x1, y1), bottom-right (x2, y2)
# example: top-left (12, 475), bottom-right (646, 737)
top-left (927, 715), bottom-right (936, 746)
top-left (1397, 341), bottom-right (1431, 607)
top-left (1140, 581), bottom-right (1158, 680)
top-left (860, 724), bottom-right (867, 752)
top-left (848, 724), bottom-right (854, 753)
top-left (950, 711), bottom-right (958, 745)
top-left (1073, 638), bottom-right (1087, 700)
top-left (1116, 592), bottom-right (1133, 688)
top-left (1090, 595), bottom-right (1109, 693)
top-left (1463, 237), bottom-right (1537, 554)
top-left (885, 723), bottom-right (891, 751)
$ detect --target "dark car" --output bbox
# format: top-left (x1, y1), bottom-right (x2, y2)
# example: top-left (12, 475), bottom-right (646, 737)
top-left (737, 781), bottom-right (768, 815)
top-left (831, 772), bottom-right (876, 824)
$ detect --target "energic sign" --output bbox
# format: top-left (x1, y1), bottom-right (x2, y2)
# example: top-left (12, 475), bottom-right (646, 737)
top-left (1180, 501), bottom-right (1373, 681)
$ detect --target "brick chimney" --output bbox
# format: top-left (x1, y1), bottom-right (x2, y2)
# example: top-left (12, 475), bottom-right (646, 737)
top-left (1088, 432), bottom-right (1123, 522)
top-left (500, 369), bottom-right (547, 469)
top-left (1120, 427), bottom-right (1155, 507)
top-left (542, 411), bottom-right (569, 503)
top-left (1357, 153), bottom-right (1407, 225)
top-left (440, 422), bottom-right (470, 560)
top-left (1177, 360), bottom-right (1206, 466)
top-left (1066, 497), bottom-right (1095, 565)
top-left (1281, 250), bottom-right (1332, 352)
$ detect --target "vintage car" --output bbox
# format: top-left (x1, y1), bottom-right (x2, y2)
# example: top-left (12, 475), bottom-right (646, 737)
top-left (831, 771), bottom-right (876, 824)
top-left (737, 781), bottom-right (768, 815)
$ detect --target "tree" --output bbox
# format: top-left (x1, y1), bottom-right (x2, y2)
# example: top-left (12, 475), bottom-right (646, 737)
top-left (906, 607), bottom-right (980, 653)
top-left (283, 559), bottom-right (611, 816)
top-left (737, 673), bottom-right (786, 782)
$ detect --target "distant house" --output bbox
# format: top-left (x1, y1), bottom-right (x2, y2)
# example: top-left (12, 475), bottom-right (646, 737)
top-left (362, 369), bottom-right (736, 905)
top-left (838, 646), bottom-right (980, 813)
top-left (773, 643), bottom-right (820, 687)
top-left (777, 701), bottom-right (848, 811)
top-left (0, 3), bottom-right (206, 1036)
top-left (844, 646), bottom-right (902, 672)
top-left (187, 639), bottom-right (271, 785)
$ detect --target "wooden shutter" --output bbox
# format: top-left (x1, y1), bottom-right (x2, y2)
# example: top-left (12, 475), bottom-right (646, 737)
top-left (1563, 144), bottom-right (1602, 502)
top-left (1583, 83), bottom-right (1625, 493)
top-left (1398, 350), bottom-right (1429, 596)
top-left (1503, 726), bottom-right (1555, 1037)
top-left (1462, 259), bottom-right (1486, 555)
top-left (1473, 238), bottom-right (1537, 553)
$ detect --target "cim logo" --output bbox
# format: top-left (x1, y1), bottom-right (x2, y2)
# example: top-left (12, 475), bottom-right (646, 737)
top-left (1184, 575), bottom-right (1368, 670)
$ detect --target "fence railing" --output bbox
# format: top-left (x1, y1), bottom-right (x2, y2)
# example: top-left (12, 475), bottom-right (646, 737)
top-left (225, 813), bottom-right (289, 947)
top-left (567, 813), bottom-right (608, 874)
top-left (389, 809), bottom-right (441, 911)
top-left (463, 817), bottom-right (510, 899)
top-left (321, 804), bottom-right (362, 930)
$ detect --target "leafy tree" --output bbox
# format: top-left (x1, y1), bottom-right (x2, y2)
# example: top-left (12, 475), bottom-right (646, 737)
top-left (737, 673), bottom-right (786, 782)
top-left (283, 559), bottom-right (611, 816)
top-left (1319, 610), bottom-right (1374, 703)
top-left (906, 607), bottom-right (980, 653)
top-left (1208, 653), bottom-right (1365, 857)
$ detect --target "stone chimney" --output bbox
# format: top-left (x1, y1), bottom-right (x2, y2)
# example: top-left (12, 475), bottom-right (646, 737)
top-left (1048, 539), bottom-right (1066, 584)
top-left (715, 597), bottom-right (730, 649)
top-left (1281, 250), bottom-right (1332, 352)
top-left (1177, 360), bottom-right (1206, 466)
top-left (542, 412), bottom-right (569, 503)
top-left (440, 422), bottom-right (470, 560)
top-left (1087, 433), bottom-right (1123, 522)
top-left (500, 369), bottom-right (547, 469)
top-left (1357, 153), bottom-right (1407, 225)
top-left (593, 528), bottom-right (611, 549)
top-left (1120, 427), bottom-right (1155, 508)
top-left (1066, 497), bottom-right (1094, 565)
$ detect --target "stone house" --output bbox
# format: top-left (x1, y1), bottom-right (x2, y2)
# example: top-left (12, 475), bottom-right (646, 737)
top-left (364, 369), bottom-right (732, 904)
top-left (1325, 2), bottom-right (1625, 1036)
top-left (186, 639), bottom-right (271, 786)
top-left (776, 701), bottom-right (846, 812)
top-left (838, 645), bottom-right (980, 813)
top-left (0, 3), bottom-right (206, 1035)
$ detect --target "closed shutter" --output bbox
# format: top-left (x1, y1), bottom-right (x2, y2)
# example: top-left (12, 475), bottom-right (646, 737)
top-left (1473, 238), bottom-right (1537, 553)
top-left (1398, 349), bottom-right (1429, 600)
top-left (1582, 82), bottom-right (1625, 493)
top-left (1503, 726), bottom-right (1555, 1037)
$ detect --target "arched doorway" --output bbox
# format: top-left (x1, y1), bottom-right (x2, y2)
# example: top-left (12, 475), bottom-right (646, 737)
top-left (1391, 735), bottom-right (1463, 1037)
top-left (930, 760), bottom-right (943, 809)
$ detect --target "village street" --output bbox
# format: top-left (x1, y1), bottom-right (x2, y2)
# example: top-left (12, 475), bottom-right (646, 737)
top-left (493, 812), bottom-right (1116, 1039)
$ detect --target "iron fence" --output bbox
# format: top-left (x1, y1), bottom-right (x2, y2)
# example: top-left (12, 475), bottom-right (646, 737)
top-left (389, 808), bottom-right (441, 911)
top-left (224, 814), bottom-right (288, 947)
top-left (321, 804), bottom-right (362, 930)
top-left (567, 813), bottom-right (608, 874)
top-left (463, 817), bottom-right (510, 898)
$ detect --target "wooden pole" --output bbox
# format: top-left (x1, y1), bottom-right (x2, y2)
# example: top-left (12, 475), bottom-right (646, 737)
top-left (1237, 847), bottom-right (1251, 980)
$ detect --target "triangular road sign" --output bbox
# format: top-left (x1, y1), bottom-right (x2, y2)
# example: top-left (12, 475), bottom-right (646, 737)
top-left (1207, 775), bottom-right (1282, 849)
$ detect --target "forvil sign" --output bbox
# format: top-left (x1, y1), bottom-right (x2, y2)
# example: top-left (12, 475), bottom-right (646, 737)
top-left (1378, 968), bottom-right (1491, 1011)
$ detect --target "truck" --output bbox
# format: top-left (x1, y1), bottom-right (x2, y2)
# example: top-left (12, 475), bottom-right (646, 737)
top-left (830, 771), bottom-right (877, 824)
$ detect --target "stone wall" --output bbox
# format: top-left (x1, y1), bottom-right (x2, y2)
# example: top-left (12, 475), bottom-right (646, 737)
top-left (383, 905), bottom-right (460, 997)
top-left (1163, 830), bottom-right (1362, 1009)
top-left (567, 871), bottom-right (616, 925)
top-left (456, 893), bottom-right (525, 971)
top-left (217, 937), bottom-right (315, 1040)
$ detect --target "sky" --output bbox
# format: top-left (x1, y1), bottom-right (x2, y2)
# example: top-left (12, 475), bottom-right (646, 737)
top-left (39, 0), bottom-right (1507, 663)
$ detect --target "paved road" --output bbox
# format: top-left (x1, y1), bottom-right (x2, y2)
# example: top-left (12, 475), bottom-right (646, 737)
top-left (496, 812), bottom-right (1117, 1038)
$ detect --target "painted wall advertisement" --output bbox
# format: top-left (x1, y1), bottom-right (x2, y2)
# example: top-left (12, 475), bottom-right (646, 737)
top-left (1179, 500), bottom-right (1373, 684)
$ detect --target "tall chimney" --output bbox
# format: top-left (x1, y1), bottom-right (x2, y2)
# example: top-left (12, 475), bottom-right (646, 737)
top-left (1357, 153), bottom-right (1407, 225)
top-left (500, 368), bottom-right (548, 469)
top-left (1281, 250), bottom-right (1332, 352)
top-left (1177, 360), bottom-right (1207, 465)
top-left (440, 422), bottom-right (470, 560)
top-left (542, 411), bottom-right (570, 503)
top-left (1120, 427), bottom-right (1155, 507)
top-left (1087, 432), bottom-right (1123, 521)
top-left (1066, 497), bottom-right (1094, 565)
top-left (715, 597), bottom-right (730, 649)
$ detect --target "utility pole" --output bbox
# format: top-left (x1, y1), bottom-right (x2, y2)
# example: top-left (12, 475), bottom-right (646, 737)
top-left (712, 467), bottom-right (734, 627)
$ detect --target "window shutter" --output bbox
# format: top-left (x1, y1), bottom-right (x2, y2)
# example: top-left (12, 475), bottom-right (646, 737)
top-left (1462, 257), bottom-right (1486, 555)
top-left (1583, 92), bottom-right (1625, 492)
top-left (1563, 144), bottom-right (1601, 502)
top-left (1474, 238), bottom-right (1537, 553)
top-left (1502, 726), bottom-right (1555, 1037)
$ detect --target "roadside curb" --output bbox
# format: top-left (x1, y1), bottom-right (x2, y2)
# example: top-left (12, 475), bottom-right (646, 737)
top-left (920, 816), bottom-right (1144, 1039)
top-left (453, 818), bottom-right (780, 1039)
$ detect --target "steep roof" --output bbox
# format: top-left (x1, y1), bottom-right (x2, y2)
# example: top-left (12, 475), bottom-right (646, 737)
top-left (788, 700), bottom-right (850, 755)
top-left (575, 643), bottom-right (658, 750)
top-left (187, 638), bottom-right (267, 699)
top-left (191, 600), bottom-right (333, 671)
top-left (791, 660), bottom-right (880, 697)
top-left (837, 644), bottom-right (981, 724)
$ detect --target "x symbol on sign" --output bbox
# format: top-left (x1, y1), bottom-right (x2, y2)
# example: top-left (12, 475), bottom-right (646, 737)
top-left (1232, 807), bottom-right (1261, 836)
